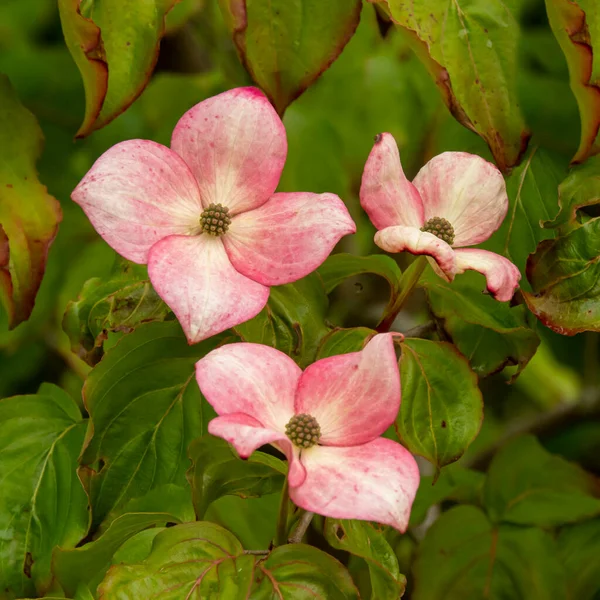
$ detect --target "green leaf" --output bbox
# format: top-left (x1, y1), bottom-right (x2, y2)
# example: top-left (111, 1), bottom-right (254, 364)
top-left (412, 506), bottom-right (567, 600)
top-left (381, 0), bottom-right (529, 171)
top-left (79, 321), bottom-right (235, 527)
top-left (52, 511), bottom-right (180, 597)
top-left (395, 338), bottom-right (483, 469)
top-left (0, 384), bottom-right (87, 598)
top-left (558, 518), bottom-right (600, 600)
top-left (484, 435), bottom-right (600, 526)
top-left (57, 0), bottom-right (107, 137)
top-left (483, 147), bottom-right (565, 278)
top-left (187, 434), bottom-right (285, 518)
top-left (253, 544), bottom-right (360, 599)
top-left (544, 0), bottom-right (600, 163)
top-left (219, 0), bottom-right (362, 114)
top-left (546, 154), bottom-right (600, 229)
top-left (318, 253), bottom-right (402, 315)
top-left (63, 259), bottom-right (169, 365)
top-left (524, 218), bottom-right (600, 335)
top-left (316, 327), bottom-right (375, 359)
top-left (409, 466), bottom-right (485, 526)
top-left (0, 74), bottom-right (61, 328)
top-left (234, 273), bottom-right (330, 368)
top-left (423, 272), bottom-right (540, 378)
top-left (97, 522), bottom-right (359, 598)
top-left (60, 0), bottom-right (178, 136)
top-left (324, 519), bottom-right (406, 599)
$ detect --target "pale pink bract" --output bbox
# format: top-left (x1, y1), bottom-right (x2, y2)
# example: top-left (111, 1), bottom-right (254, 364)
top-left (195, 334), bottom-right (420, 531)
top-left (72, 87), bottom-right (356, 343)
top-left (360, 133), bottom-right (520, 301)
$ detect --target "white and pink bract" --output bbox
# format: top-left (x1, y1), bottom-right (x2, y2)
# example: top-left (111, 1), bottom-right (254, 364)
top-left (72, 87), bottom-right (356, 343)
top-left (360, 133), bottom-right (520, 301)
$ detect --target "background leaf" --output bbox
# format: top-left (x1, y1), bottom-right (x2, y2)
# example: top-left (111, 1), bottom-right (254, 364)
top-left (187, 434), bottom-right (285, 519)
top-left (544, 0), bottom-right (600, 163)
top-left (0, 75), bottom-right (61, 328)
top-left (0, 384), bottom-right (87, 598)
top-left (412, 505), bottom-right (567, 600)
top-left (79, 321), bottom-right (234, 527)
top-left (394, 338), bottom-right (483, 470)
top-left (484, 435), bottom-right (600, 526)
top-left (234, 273), bottom-right (330, 368)
top-left (423, 271), bottom-right (540, 378)
top-left (524, 218), bottom-right (600, 334)
top-left (324, 519), bottom-right (406, 599)
top-left (381, 0), bottom-right (530, 170)
top-left (219, 0), bottom-right (362, 114)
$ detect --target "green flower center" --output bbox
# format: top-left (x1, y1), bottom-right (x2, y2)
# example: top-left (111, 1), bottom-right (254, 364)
top-left (420, 217), bottom-right (455, 245)
top-left (285, 413), bottom-right (321, 449)
top-left (200, 203), bottom-right (231, 236)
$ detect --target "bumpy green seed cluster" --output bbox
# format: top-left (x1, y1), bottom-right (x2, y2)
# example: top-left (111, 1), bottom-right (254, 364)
top-left (285, 413), bottom-right (321, 449)
top-left (200, 203), bottom-right (231, 236)
top-left (420, 216), bottom-right (455, 245)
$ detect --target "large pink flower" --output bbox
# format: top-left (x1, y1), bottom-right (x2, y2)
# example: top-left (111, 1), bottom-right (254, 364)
top-left (195, 334), bottom-right (420, 531)
top-left (360, 133), bottom-right (520, 301)
top-left (72, 87), bottom-right (356, 343)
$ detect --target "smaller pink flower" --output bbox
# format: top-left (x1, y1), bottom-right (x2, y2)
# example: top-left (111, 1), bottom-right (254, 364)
top-left (72, 87), bottom-right (356, 344)
top-left (360, 133), bottom-right (520, 301)
top-left (195, 334), bottom-right (420, 531)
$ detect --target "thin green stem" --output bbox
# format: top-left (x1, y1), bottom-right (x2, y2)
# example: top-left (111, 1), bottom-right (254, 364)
top-left (275, 477), bottom-right (290, 546)
top-left (377, 255), bottom-right (428, 333)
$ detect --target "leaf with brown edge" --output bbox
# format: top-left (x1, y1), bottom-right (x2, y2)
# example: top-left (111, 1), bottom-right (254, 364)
top-left (219, 0), bottom-right (362, 114)
top-left (59, 0), bottom-right (178, 136)
top-left (0, 75), bottom-right (62, 328)
top-left (373, 0), bottom-right (530, 172)
top-left (58, 0), bottom-right (107, 137)
top-left (545, 0), bottom-right (600, 164)
top-left (524, 218), bottom-right (600, 335)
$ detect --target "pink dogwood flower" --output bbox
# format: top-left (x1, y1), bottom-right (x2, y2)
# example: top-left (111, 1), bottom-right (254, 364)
top-left (195, 334), bottom-right (420, 531)
top-left (72, 87), bottom-right (356, 343)
top-left (360, 133), bottom-right (520, 301)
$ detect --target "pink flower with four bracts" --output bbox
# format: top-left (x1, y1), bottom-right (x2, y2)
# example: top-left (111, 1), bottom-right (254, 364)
top-left (195, 333), bottom-right (420, 531)
top-left (72, 87), bottom-right (356, 343)
top-left (360, 133), bottom-right (520, 301)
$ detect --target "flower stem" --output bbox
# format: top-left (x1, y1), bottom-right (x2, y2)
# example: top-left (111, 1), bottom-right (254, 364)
top-left (275, 477), bottom-right (290, 546)
top-left (288, 510), bottom-right (315, 543)
top-left (377, 255), bottom-right (428, 333)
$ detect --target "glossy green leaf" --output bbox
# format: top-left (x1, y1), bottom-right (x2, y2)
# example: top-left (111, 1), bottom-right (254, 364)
top-left (63, 259), bottom-right (169, 365)
top-left (318, 253), bottom-right (402, 315)
top-left (187, 434), bottom-right (285, 518)
top-left (316, 327), bottom-right (375, 359)
top-left (413, 506), bottom-right (567, 600)
top-left (558, 518), bottom-right (600, 600)
top-left (234, 273), bottom-right (330, 368)
top-left (409, 466), bottom-right (485, 526)
top-left (97, 522), bottom-right (359, 598)
top-left (546, 154), bottom-right (600, 229)
top-left (484, 147), bottom-right (565, 278)
top-left (524, 218), bottom-right (600, 335)
top-left (60, 0), bottom-right (178, 136)
top-left (423, 272), bottom-right (540, 378)
top-left (396, 338), bottom-right (483, 469)
top-left (79, 321), bottom-right (235, 527)
top-left (381, 0), bottom-right (529, 171)
top-left (0, 384), bottom-right (87, 598)
top-left (219, 0), bottom-right (362, 114)
top-left (484, 435), bottom-right (600, 526)
top-left (545, 0), bottom-right (600, 163)
top-left (0, 75), bottom-right (61, 328)
top-left (324, 519), bottom-right (406, 599)
top-left (53, 511), bottom-right (180, 597)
